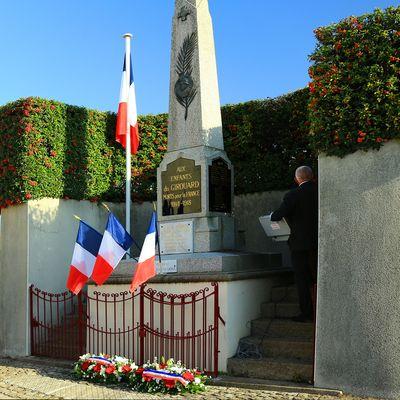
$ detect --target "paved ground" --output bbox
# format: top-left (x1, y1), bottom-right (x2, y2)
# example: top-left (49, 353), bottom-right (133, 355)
top-left (0, 357), bottom-right (381, 400)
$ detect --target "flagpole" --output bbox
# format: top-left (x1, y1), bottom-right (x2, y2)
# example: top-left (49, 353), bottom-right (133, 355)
top-left (123, 33), bottom-right (132, 258)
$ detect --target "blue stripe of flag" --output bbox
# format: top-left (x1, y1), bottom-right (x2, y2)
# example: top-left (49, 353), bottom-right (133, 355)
top-left (148, 212), bottom-right (156, 234)
top-left (106, 213), bottom-right (134, 251)
top-left (122, 54), bottom-right (134, 84)
top-left (76, 221), bottom-right (103, 257)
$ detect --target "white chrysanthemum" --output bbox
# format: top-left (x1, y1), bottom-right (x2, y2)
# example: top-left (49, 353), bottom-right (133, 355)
top-left (114, 356), bottom-right (128, 363)
top-left (194, 377), bottom-right (201, 384)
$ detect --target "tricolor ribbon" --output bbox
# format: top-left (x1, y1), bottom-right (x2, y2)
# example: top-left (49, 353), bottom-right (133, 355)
top-left (142, 369), bottom-right (189, 386)
top-left (87, 356), bottom-right (114, 366)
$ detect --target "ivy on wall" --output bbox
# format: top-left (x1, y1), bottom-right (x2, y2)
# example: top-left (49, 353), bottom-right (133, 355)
top-left (308, 6), bottom-right (400, 157)
top-left (0, 91), bottom-right (314, 209)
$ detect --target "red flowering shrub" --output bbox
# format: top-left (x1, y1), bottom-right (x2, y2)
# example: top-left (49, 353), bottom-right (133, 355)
top-left (0, 97), bottom-right (167, 209)
top-left (309, 6), bottom-right (400, 157)
top-left (0, 91), bottom-right (314, 208)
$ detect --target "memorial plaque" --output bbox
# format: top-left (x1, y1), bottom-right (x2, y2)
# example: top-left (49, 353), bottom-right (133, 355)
top-left (161, 158), bottom-right (202, 216)
top-left (209, 158), bottom-right (232, 213)
top-left (159, 220), bottom-right (193, 254)
top-left (156, 259), bottom-right (178, 274)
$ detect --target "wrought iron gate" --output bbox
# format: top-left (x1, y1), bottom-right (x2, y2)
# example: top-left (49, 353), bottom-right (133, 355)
top-left (30, 283), bottom-right (222, 376)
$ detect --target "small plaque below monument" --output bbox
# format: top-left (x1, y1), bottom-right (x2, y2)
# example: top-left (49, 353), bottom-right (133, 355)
top-left (209, 158), bottom-right (232, 213)
top-left (156, 259), bottom-right (178, 274)
top-left (159, 220), bottom-right (193, 254)
top-left (161, 158), bottom-right (202, 216)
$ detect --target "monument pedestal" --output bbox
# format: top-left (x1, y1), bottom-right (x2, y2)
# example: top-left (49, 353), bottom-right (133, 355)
top-left (103, 258), bottom-right (291, 372)
top-left (157, 147), bottom-right (235, 253)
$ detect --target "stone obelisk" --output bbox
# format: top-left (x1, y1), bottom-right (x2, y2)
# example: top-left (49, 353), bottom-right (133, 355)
top-left (157, 0), bottom-right (234, 255)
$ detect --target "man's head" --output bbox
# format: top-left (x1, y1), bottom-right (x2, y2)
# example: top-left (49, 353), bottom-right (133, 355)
top-left (295, 166), bottom-right (313, 185)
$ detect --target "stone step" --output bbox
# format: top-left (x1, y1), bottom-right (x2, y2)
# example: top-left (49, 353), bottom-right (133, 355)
top-left (227, 356), bottom-right (312, 382)
top-left (251, 318), bottom-right (314, 339)
top-left (271, 286), bottom-right (298, 302)
top-left (238, 336), bottom-right (313, 361)
top-left (209, 376), bottom-right (342, 397)
top-left (261, 302), bottom-right (300, 318)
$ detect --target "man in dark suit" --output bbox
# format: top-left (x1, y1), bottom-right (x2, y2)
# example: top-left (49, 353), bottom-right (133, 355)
top-left (271, 166), bottom-right (318, 322)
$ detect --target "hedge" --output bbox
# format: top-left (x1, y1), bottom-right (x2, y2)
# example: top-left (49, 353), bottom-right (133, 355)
top-left (222, 89), bottom-right (314, 194)
top-left (0, 92), bottom-right (314, 209)
top-left (308, 6), bottom-right (400, 157)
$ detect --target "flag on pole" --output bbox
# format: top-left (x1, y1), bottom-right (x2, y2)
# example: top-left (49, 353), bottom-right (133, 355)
top-left (115, 52), bottom-right (139, 153)
top-left (130, 212), bottom-right (157, 293)
top-left (66, 221), bottom-right (103, 295)
top-left (91, 213), bottom-right (134, 285)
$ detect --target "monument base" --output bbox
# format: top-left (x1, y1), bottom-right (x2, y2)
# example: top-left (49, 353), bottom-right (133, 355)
top-left (114, 251), bottom-right (281, 277)
top-left (157, 146), bottom-right (234, 253)
top-left (99, 260), bottom-right (291, 372)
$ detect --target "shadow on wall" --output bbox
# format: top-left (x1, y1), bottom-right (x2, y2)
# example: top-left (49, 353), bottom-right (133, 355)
top-left (63, 106), bottom-right (90, 199)
top-left (234, 190), bottom-right (291, 267)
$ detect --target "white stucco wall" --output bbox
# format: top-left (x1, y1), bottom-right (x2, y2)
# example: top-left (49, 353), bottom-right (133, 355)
top-left (0, 198), bottom-right (153, 356)
top-left (315, 141), bottom-right (400, 399)
top-left (0, 204), bottom-right (29, 356)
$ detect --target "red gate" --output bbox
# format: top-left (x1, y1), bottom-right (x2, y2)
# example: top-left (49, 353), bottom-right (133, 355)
top-left (30, 283), bottom-right (222, 376)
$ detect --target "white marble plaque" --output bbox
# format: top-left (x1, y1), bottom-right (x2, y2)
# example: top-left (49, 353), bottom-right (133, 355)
top-left (156, 259), bottom-right (178, 274)
top-left (159, 220), bottom-right (193, 254)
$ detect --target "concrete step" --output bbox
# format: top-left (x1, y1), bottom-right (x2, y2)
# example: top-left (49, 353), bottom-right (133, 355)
top-left (227, 356), bottom-right (312, 382)
top-left (261, 302), bottom-right (300, 318)
top-left (271, 286), bottom-right (298, 302)
top-left (238, 336), bottom-right (313, 361)
top-left (251, 318), bottom-right (314, 339)
top-left (209, 376), bottom-right (342, 397)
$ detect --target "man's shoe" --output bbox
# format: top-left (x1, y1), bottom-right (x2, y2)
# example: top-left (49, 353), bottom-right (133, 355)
top-left (292, 314), bottom-right (313, 323)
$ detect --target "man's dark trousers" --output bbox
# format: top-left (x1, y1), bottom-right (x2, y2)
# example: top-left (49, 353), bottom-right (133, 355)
top-left (291, 249), bottom-right (317, 318)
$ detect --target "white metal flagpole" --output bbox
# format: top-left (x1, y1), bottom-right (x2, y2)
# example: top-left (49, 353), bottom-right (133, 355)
top-left (123, 33), bottom-right (132, 253)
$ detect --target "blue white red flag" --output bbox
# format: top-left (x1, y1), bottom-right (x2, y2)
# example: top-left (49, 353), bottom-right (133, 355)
top-left (130, 212), bottom-right (157, 293)
top-left (91, 213), bottom-right (134, 285)
top-left (66, 221), bottom-right (103, 295)
top-left (115, 53), bottom-right (139, 152)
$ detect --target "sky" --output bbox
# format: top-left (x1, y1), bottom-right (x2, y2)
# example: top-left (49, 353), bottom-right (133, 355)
top-left (0, 0), bottom-right (398, 115)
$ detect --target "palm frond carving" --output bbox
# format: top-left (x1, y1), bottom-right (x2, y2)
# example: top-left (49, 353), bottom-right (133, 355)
top-left (174, 32), bottom-right (198, 120)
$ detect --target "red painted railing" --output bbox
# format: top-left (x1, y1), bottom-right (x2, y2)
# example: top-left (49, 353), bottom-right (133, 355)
top-left (29, 283), bottom-right (221, 376)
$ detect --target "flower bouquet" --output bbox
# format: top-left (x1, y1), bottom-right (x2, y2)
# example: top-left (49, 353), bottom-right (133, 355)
top-left (73, 354), bottom-right (207, 394)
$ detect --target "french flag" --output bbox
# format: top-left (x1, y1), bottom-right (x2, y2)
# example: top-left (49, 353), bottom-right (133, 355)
top-left (130, 212), bottom-right (157, 293)
top-left (66, 221), bottom-right (103, 295)
top-left (91, 213), bottom-right (134, 286)
top-left (115, 52), bottom-right (139, 153)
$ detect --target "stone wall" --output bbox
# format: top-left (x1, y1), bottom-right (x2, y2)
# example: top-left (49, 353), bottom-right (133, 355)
top-left (315, 140), bottom-right (400, 399)
top-left (234, 190), bottom-right (291, 267)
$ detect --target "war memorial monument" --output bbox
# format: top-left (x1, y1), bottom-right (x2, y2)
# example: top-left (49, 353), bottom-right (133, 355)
top-left (1, 1), bottom-right (400, 399)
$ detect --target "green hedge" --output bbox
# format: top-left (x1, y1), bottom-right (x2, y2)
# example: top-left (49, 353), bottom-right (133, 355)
top-left (308, 6), bottom-right (400, 157)
top-left (222, 89), bottom-right (314, 194)
top-left (0, 92), bottom-right (314, 209)
top-left (0, 98), bottom-right (167, 209)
